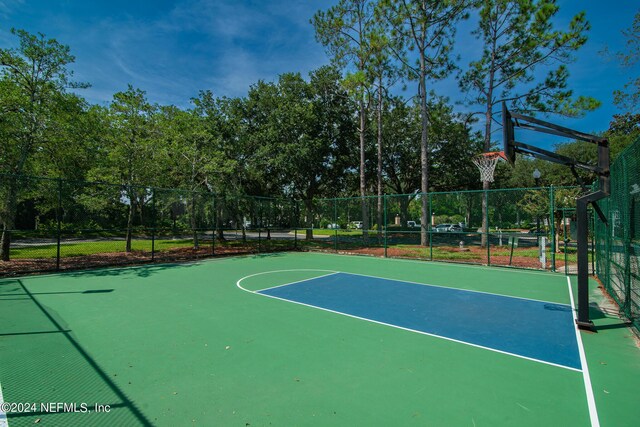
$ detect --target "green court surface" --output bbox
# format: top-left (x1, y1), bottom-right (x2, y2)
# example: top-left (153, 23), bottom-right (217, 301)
top-left (1, 252), bottom-right (638, 426)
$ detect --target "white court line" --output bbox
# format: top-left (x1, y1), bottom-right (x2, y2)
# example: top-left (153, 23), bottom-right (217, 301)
top-left (235, 269), bottom-right (582, 372)
top-left (236, 269), bottom-right (338, 293)
top-left (338, 271), bottom-right (571, 307)
top-left (0, 382), bottom-right (8, 427)
top-left (257, 272), bottom-right (339, 293)
top-left (238, 269), bottom-right (569, 306)
top-left (567, 276), bottom-right (600, 427)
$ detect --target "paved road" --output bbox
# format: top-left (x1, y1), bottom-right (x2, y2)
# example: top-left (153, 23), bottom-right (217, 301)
top-left (11, 230), bottom-right (330, 247)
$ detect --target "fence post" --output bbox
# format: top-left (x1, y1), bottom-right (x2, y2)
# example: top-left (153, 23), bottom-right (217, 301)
top-left (383, 195), bottom-right (387, 257)
top-left (606, 202), bottom-right (611, 291)
top-left (428, 193), bottom-right (433, 261)
top-left (563, 210), bottom-right (568, 275)
top-left (294, 200), bottom-right (298, 250)
top-left (590, 211), bottom-right (595, 275)
top-left (151, 188), bottom-right (156, 261)
top-left (212, 194), bottom-right (216, 255)
top-left (486, 190), bottom-right (491, 266)
top-left (334, 198), bottom-right (338, 252)
top-left (623, 161), bottom-right (632, 318)
top-left (550, 185), bottom-right (555, 272)
top-left (56, 178), bottom-right (62, 271)
top-left (258, 198), bottom-right (262, 253)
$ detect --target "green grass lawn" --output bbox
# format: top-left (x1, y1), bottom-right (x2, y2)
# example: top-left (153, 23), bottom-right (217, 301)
top-left (9, 235), bottom-right (590, 267)
top-left (10, 238), bottom-right (297, 260)
top-left (10, 239), bottom-right (200, 259)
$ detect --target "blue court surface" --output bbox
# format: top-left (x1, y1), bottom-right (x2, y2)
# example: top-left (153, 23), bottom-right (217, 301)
top-left (259, 272), bottom-right (581, 370)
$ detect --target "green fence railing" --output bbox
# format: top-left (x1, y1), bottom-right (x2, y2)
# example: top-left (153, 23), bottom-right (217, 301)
top-left (1, 173), bottom-right (591, 276)
top-left (0, 174), bottom-right (299, 275)
top-left (299, 186), bottom-right (586, 272)
top-left (594, 137), bottom-right (640, 333)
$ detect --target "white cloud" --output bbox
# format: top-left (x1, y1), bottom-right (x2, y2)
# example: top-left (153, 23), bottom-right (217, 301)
top-left (169, 0), bottom-right (270, 39)
top-left (77, 0), bottom-right (329, 102)
top-left (0, 0), bottom-right (24, 19)
top-left (1, 0), bottom-right (332, 105)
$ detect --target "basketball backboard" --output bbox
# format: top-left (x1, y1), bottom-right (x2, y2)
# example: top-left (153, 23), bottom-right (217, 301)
top-left (502, 102), bottom-right (516, 166)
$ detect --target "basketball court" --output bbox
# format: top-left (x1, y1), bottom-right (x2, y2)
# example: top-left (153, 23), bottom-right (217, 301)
top-left (1, 252), bottom-right (638, 426)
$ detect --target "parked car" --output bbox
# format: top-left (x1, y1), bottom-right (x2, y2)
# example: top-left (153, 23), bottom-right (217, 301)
top-left (350, 221), bottom-right (363, 229)
top-left (434, 223), bottom-right (464, 232)
top-left (327, 223), bottom-right (340, 229)
top-left (407, 221), bottom-right (419, 228)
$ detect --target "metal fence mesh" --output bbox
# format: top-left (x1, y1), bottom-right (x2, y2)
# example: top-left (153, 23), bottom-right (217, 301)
top-left (304, 187), bottom-right (587, 272)
top-left (595, 137), bottom-right (640, 332)
top-left (1, 173), bottom-right (597, 277)
top-left (0, 176), bottom-right (299, 274)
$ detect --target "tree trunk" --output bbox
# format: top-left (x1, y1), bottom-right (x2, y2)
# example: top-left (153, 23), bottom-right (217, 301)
top-left (191, 195), bottom-right (199, 249)
top-left (399, 197), bottom-right (409, 227)
top-left (465, 195), bottom-right (473, 228)
top-left (419, 74), bottom-right (429, 246)
top-left (138, 195), bottom-right (145, 226)
top-left (304, 198), bottom-right (314, 240)
top-left (0, 177), bottom-right (18, 261)
top-left (377, 76), bottom-right (384, 241)
top-left (359, 96), bottom-right (369, 243)
top-left (216, 198), bottom-right (226, 241)
top-left (481, 88), bottom-right (494, 248)
top-left (125, 194), bottom-right (134, 253)
top-left (0, 225), bottom-right (12, 261)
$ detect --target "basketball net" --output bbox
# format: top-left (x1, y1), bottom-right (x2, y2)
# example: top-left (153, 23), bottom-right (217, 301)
top-left (473, 151), bottom-right (506, 183)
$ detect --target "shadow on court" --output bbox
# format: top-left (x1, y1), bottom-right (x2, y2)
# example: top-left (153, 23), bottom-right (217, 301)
top-left (63, 261), bottom-right (196, 279)
top-left (0, 279), bottom-right (152, 426)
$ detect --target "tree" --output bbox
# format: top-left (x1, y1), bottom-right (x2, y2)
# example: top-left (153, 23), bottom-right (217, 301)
top-left (606, 113), bottom-right (640, 160)
top-left (609, 11), bottom-right (640, 113)
top-left (379, 0), bottom-right (469, 245)
top-left (428, 98), bottom-right (484, 192)
top-left (190, 92), bottom-right (248, 242)
top-left (157, 105), bottom-right (216, 248)
top-left (0, 28), bottom-right (87, 260)
top-left (244, 67), bottom-right (356, 239)
top-left (313, 0), bottom-right (378, 239)
top-left (382, 95), bottom-right (482, 224)
top-left (32, 94), bottom-right (101, 180)
top-left (95, 85), bottom-right (158, 252)
top-left (459, 0), bottom-right (598, 247)
top-left (367, 16), bottom-right (399, 239)
top-left (382, 97), bottom-right (420, 195)
top-left (517, 187), bottom-right (580, 252)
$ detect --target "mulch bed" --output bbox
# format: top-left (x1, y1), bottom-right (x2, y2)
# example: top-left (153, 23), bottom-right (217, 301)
top-left (336, 245), bottom-right (575, 271)
top-left (0, 245), bottom-right (270, 277)
top-left (1, 243), bottom-right (576, 277)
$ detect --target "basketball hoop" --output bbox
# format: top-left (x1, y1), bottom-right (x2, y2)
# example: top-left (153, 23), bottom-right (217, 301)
top-left (473, 151), bottom-right (506, 183)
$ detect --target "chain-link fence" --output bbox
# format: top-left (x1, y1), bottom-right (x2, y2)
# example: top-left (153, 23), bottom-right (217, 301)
top-left (1, 173), bottom-right (593, 276)
top-left (0, 175), bottom-right (299, 275)
top-left (300, 187), bottom-right (588, 272)
top-left (595, 137), bottom-right (640, 332)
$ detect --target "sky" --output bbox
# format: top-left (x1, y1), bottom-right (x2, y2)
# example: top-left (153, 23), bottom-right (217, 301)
top-left (1, 0), bottom-right (638, 146)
